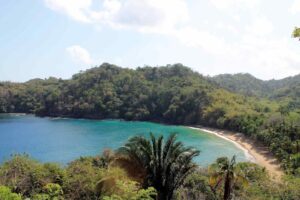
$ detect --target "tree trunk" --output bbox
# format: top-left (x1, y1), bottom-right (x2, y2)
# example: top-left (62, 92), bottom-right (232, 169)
top-left (223, 173), bottom-right (231, 200)
top-left (157, 189), bottom-right (168, 200)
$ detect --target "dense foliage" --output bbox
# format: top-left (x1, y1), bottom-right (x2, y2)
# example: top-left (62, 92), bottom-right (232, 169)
top-left (0, 186), bottom-right (22, 200)
top-left (0, 154), bottom-right (156, 200)
top-left (119, 134), bottom-right (200, 200)
top-left (210, 73), bottom-right (269, 97)
top-left (0, 63), bottom-right (212, 122)
top-left (0, 149), bottom-right (299, 199)
top-left (0, 63), bottom-right (299, 174)
top-left (211, 73), bottom-right (300, 102)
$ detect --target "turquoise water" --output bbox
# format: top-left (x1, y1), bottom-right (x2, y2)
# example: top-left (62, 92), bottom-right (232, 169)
top-left (0, 114), bottom-right (247, 166)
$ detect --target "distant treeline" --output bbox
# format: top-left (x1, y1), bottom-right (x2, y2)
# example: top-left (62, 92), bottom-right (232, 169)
top-left (0, 63), bottom-right (299, 173)
top-left (211, 73), bottom-right (300, 102)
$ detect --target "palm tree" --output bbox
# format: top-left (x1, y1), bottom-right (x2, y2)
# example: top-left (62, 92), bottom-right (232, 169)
top-left (208, 156), bottom-right (248, 200)
top-left (118, 133), bottom-right (200, 200)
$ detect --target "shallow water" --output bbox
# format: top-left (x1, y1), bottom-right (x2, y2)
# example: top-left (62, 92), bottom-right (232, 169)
top-left (0, 114), bottom-right (247, 166)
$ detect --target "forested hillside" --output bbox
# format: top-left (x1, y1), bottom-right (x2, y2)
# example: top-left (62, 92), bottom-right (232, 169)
top-left (211, 73), bottom-right (300, 104)
top-left (211, 73), bottom-right (300, 128)
top-left (211, 73), bottom-right (269, 97)
top-left (0, 63), bottom-right (299, 174)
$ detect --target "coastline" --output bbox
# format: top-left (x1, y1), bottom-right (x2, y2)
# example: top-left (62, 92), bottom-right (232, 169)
top-left (189, 126), bottom-right (283, 180)
top-left (1, 113), bottom-right (283, 180)
top-left (189, 127), bottom-right (256, 162)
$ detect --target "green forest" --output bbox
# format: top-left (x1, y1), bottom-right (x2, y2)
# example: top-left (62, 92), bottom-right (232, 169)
top-left (0, 63), bottom-right (299, 199)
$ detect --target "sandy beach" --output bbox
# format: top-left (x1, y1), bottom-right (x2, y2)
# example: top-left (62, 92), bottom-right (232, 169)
top-left (190, 126), bottom-right (283, 181)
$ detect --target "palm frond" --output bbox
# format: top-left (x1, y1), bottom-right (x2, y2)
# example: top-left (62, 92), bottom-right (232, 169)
top-left (117, 133), bottom-right (200, 200)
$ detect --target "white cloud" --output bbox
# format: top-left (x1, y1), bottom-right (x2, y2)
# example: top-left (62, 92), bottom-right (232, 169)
top-left (290, 0), bottom-right (300, 14)
top-left (88, 0), bottom-right (122, 26)
top-left (46, 0), bottom-right (300, 79)
top-left (209, 0), bottom-right (260, 11)
top-left (216, 23), bottom-right (239, 35)
top-left (245, 17), bottom-right (273, 36)
top-left (45, 0), bottom-right (93, 23)
top-left (112, 0), bottom-right (189, 31)
top-left (189, 31), bottom-right (300, 80)
top-left (66, 45), bottom-right (93, 65)
top-left (44, 0), bottom-right (189, 33)
top-left (170, 19), bottom-right (299, 79)
top-left (232, 36), bottom-right (300, 79)
top-left (173, 27), bottom-right (234, 56)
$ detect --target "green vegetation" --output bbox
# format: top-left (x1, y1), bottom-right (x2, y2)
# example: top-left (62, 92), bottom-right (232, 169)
top-left (0, 134), bottom-right (300, 200)
top-left (119, 134), bottom-right (200, 200)
top-left (210, 73), bottom-right (268, 97)
top-left (211, 73), bottom-right (300, 102)
top-left (102, 181), bottom-right (156, 200)
top-left (293, 27), bottom-right (300, 40)
top-left (0, 63), bottom-right (299, 175)
top-left (0, 153), bottom-right (156, 200)
top-left (208, 156), bottom-right (244, 200)
top-left (0, 186), bottom-right (22, 200)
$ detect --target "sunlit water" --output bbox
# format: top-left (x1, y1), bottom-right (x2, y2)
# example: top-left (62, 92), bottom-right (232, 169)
top-left (0, 114), bottom-right (247, 166)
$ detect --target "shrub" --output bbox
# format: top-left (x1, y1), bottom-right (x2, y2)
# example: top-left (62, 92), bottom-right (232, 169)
top-left (0, 186), bottom-right (22, 200)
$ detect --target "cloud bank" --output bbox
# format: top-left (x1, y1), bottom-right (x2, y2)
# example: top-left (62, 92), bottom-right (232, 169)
top-left (45, 0), bottom-right (300, 79)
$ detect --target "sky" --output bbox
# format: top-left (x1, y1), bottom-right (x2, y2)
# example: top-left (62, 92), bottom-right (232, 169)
top-left (0, 0), bottom-right (300, 82)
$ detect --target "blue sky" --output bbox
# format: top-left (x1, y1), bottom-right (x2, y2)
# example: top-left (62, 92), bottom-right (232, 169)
top-left (0, 0), bottom-right (300, 82)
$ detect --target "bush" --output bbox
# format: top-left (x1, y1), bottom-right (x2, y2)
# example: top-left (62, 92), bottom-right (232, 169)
top-left (63, 157), bottom-right (105, 200)
top-left (32, 183), bottom-right (64, 200)
top-left (0, 186), bottom-right (22, 200)
top-left (102, 180), bottom-right (156, 200)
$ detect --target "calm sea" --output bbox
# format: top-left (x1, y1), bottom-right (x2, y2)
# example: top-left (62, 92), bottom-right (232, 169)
top-left (0, 114), bottom-right (247, 166)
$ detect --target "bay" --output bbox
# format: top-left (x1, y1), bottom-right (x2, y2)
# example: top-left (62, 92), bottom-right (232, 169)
top-left (0, 114), bottom-right (247, 166)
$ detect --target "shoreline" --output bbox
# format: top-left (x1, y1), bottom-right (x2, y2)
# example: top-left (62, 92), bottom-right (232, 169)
top-left (188, 127), bottom-right (256, 162)
top-left (1, 114), bottom-right (283, 180)
top-left (189, 126), bottom-right (283, 180)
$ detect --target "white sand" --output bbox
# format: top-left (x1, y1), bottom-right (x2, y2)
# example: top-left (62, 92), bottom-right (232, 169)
top-left (189, 126), bottom-right (283, 181)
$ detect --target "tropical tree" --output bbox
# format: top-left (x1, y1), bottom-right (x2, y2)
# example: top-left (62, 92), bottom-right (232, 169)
top-left (292, 27), bottom-right (300, 40)
top-left (118, 133), bottom-right (200, 200)
top-left (208, 156), bottom-right (248, 200)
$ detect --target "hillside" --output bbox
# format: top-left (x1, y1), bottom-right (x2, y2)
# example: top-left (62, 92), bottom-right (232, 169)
top-left (1, 63), bottom-right (213, 123)
top-left (211, 73), bottom-right (300, 99)
top-left (0, 63), bottom-right (299, 174)
top-left (267, 74), bottom-right (300, 100)
top-left (211, 73), bottom-right (269, 97)
top-left (0, 63), bottom-right (273, 125)
top-left (211, 73), bottom-right (300, 113)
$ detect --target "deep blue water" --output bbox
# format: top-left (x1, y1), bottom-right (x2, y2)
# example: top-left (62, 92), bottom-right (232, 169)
top-left (0, 114), bottom-right (247, 166)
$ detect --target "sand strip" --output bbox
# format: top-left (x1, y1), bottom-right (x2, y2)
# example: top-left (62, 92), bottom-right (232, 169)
top-left (189, 126), bottom-right (283, 181)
